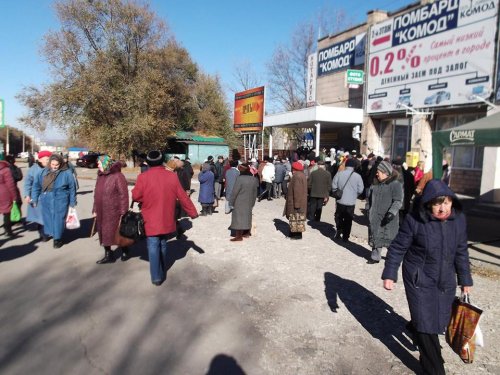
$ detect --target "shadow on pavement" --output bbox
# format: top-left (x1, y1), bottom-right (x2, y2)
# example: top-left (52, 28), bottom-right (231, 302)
top-left (0, 239), bottom-right (39, 262)
top-left (206, 354), bottom-right (246, 375)
top-left (308, 220), bottom-right (336, 241)
top-left (335, 239), bottom-right (372, 260)
top-left (64, 217), bottom-right (94, 244)
top-left (324, 272), bottom-right (420, 373)
top-left (76, 190), bottom-right (94, 195)
top-left (273, 218), bottom-right (289, 237)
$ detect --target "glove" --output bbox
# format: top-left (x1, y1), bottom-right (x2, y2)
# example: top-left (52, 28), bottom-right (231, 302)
top-left (381, 212), bottom-right (395, 226)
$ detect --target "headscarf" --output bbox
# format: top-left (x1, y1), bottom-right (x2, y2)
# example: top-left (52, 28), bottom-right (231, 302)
top-left (42, 154), bottom-right (65, 192)
top-left (98, 154), bottom-right (112, 172)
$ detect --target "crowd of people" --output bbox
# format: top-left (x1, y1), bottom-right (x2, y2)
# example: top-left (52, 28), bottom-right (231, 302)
top-left (1, 146), bottom-right (472, 374)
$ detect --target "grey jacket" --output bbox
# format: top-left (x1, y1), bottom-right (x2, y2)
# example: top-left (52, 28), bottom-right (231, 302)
top-left (331, 167), bottom-right (364, 206)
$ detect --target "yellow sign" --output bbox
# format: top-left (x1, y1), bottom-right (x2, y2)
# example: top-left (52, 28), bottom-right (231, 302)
top-left (234, 86), bottom-right (264, 132)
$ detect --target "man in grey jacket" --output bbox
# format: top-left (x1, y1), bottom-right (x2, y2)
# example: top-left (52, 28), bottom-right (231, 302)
top-left (332, 158), bottom-right (364, 242)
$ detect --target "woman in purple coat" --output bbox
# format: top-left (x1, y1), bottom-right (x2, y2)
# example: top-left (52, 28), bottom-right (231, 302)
top-left (92, 155), bottom-right (129, 264)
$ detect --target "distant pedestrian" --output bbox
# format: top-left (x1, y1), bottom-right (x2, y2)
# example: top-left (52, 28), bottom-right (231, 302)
top-left (228, 163), bottom-right (258, 241)
top-left (92, 155), bottom-right (129, 264)
top-left (366, 161), bottom-right (403, 264)
top-left (214, 155), bottom-right (224, 199)
top-left (0, 157), bottom-right (18, 238)
top-left (257, 157), bottom-right (275, 202)
top-left (382, 180), bottom-right (473, 374)
top-left (307, 161), bottom-right (332, 222)
top-left (332, 158), bottom-right (364, 241)
top-left (5, 155), bottom-right (23, 215)
top-left (273, 159), bottom-right (287, 198)
top-left (284, 161), bottom-right (308, 240)
top-left (181, 157), bottom-right (194, 193)
top-left (24, 150), bottom-right (51, 240)
top-left (31, 153), bottom-right (77, 248)
top-left (198, 162), bottom-right (215, 216)
top-left (132, 150), bottom-right (198, 286)
top-left (27, 152), bottom-right (35, 167)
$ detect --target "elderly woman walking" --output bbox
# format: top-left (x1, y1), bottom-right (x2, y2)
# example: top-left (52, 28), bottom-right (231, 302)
top-left (31, 153), bottom-right (77, 248)
top-left (0, 157), bottom-right (18, 238)
top-left (23, 150), bottom-right (51, 240)
top-left (283, 161), bottom-right (308, 240)
top-left (228, 163), bottom-right (258, 241)
top-left (92, 155), bottom-right (129, 264)
top-left (382, 180), bottom-right (473, 374)
top-left (198, 162), bottom-right (215, 216)
top-left (367, 160), bottom-right (403, 263)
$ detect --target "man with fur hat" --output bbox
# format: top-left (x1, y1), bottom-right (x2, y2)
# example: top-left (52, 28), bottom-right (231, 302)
top-left (132, 150), bottom-right (198, 285)
top-left (366, 160), bottom-right (403, 264)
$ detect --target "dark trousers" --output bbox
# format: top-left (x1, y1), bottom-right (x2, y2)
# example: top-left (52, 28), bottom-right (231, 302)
top-left (414, 331), bottom-right (445, 375)
top-left (258, 182), bottom-right (273, 200)
top-left (334, 203), bottom-right (355, 239)
top-left (308, 197), bottom-right (324, 221)
top-left (3, 213), bottom-right (12, 235)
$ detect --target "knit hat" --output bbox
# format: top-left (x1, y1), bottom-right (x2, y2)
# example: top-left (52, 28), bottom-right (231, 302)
top-left (38, 150), bottom-right (52, 159)
top-left (377, 160), bottom-right (393, 175)
top-left (146, 150), bottom-right (163, 166)
top-left (292, 161), bottom-right (304, 171)
top-left (207, 155), bottom-right (214, 162)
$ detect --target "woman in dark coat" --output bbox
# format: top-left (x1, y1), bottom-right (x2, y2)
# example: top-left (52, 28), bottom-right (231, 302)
top-left (283, 161), bottom-right (308, 240)
top-left (31, 154), bottom-right (77, 248)
top-left (228, 164), bottom-right (258, 241)
top-left (382, 179), bottom-right (473, 375)
top-left (367, 161), bottom-right (403, 263)
top-left (0, 159), bottom-right (18, 238)
top-left (92, 155), bottom-right (129, 264)
top-left (198, 162), bottom-right (215, 216)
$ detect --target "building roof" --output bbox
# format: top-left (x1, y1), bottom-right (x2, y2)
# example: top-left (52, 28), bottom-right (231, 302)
top-left (168, 132), bottom-right (226, 144)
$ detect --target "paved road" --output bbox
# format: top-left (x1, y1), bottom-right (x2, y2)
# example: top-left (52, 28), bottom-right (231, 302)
top-left (0, 167), bottom-right (499, 374)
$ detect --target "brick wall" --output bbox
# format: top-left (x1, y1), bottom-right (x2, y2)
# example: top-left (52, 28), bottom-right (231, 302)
top-left (450, 169), bottom-right (481, 196)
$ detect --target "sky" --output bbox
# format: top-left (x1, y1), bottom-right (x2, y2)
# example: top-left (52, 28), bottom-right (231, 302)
top-left (0, 0), bottom-right (410, 142)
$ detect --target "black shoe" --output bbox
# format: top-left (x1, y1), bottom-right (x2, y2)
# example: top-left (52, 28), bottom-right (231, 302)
top-left (53, 240), bottom-right (63, 249)
top-left (367, 259), bottom-right (380, 264)
top-left (152, 280), bottom-right (163, 286)
top-left (6, 231), bottom-right (16, 239)
top-left (40, 234), bottom-right (50, 242)
top-left (97, 250), bottom-right (115, 264)
top-left (121, 248), bottom-right (130, 262)
top-left (342, 236), bottom-right (349, 243)
top-left (334, 233), bottom-right (342, 240)
top-left (257, 197), bottom-right (262, 202)
top-left (267, 197), bottom-right (273, 201)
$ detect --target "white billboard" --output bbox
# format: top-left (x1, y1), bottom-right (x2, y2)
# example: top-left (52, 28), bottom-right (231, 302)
top-left (366, 0), bottom-right (498, 114)
top-left (306, 53), bottom-right (317, 107)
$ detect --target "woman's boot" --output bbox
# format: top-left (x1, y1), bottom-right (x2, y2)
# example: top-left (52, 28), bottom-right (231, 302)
top-left (121, 247), bottom-right (130, 262)
top-left (201, 206), bottom-right (208, 216)
top-left (230, 230), bottom-right (243, 241)
top-left (96, 247), bottom-right (115, 264)
top-left (242, 230), bottom-right (251, 238)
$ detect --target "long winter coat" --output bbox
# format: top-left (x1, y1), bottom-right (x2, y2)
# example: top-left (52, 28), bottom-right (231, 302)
top-left (23, 162), bottom-right (45, 224)
top-left (367, 171), bottom-right (403, 248)
top-left (382, 180), bottom-right (473, 334)
top-left (283, 171), bottom-right (308, 218)
top-left (229, 175), bottom-right (258, 230)
top-left (31, 165), bottom-right (77, 240)
top-left (224, 167), bottom-right (240, 201)
top-left (198, 170), bottom-right (215, 204)
top-left (93, 162), bottom-right (129, 246)
top-left (0, 161), bottom-right (17, 214)
top-left (132, 166), bottom-right (197, 236)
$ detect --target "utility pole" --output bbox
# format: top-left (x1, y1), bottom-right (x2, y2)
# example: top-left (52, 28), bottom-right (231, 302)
top-left (6, 125), bottom-right (9, 155)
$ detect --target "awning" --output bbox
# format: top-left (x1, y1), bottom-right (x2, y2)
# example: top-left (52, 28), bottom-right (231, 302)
top-left (264, 105), bottom-right (363, 128)
top-left (432, 112), bottom-right (500, 178)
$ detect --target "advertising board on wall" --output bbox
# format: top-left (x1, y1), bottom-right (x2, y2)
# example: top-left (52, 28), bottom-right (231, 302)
top-left (317, 33), bottom-right (366, 77)
top-left (366, 0), bottom-right (498, 114)
top-left (234, 86), bottom-right (265, 132)
top-left (306, 53), bottom-right (317, 107)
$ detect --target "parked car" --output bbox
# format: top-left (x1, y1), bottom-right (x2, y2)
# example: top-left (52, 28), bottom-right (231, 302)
top-left (17, 151), bottom-right (30, 159)
top-left (424, 91), bottom-right (450, 105)
top-left (76, 152), bottom-right (100, 168)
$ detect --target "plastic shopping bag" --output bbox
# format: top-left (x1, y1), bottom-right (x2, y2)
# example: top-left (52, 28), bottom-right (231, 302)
top-left (65, 207), bottom-right (80, 230)
top-left (10, 201), bottom-right (21, 223)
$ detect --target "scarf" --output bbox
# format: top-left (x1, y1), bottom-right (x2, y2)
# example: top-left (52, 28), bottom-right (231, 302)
top-left (42, 169), bottom-right (60, 192)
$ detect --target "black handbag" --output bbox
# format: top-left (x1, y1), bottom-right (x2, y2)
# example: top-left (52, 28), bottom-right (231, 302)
top-left (119, 201), bottom-right (146, 240)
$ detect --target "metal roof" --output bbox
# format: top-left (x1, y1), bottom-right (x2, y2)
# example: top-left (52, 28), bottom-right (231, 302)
top-left (168, 131), bottom-right (226, 144)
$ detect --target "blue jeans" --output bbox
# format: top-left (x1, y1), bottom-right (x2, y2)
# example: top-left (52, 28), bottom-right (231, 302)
top-left (147, 235), bottom-right (168, 283)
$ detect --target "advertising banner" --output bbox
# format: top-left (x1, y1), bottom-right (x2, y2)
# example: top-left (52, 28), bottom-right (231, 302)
top-left (366, 0), bottom-right (498, 114)
top-left (234, 86), bottom-right (264, 132)
top-left (306, 53), bottom-right (317, 107)
top-left (317, 33), bottom-right (366, 77)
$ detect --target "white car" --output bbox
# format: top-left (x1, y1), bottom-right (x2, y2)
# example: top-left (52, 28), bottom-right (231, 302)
top-left (17, 152), bottom-right (29, 159)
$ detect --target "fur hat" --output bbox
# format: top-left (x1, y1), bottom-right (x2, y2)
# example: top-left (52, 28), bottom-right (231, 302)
top-left (146, 150), bottom-right (164, 166)
top-left (377, 160), bottom-right (393, 175)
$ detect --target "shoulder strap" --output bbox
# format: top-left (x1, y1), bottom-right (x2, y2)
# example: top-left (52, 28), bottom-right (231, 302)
top-left (341, 170), bottom-right (355, 190)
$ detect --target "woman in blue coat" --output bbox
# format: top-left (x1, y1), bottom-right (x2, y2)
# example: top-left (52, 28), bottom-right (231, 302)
top-left (23, 150), bottom-right (51, 240)
top-left (31, 154), bottom-right (77, 248)
top-left (198, 162), bottom-right (215, 216)
top-left (382, 179), bottom-right (473, 374)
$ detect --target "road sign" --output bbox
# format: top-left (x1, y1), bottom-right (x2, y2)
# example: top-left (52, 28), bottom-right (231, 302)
top-left (346, 69), bottom-right (364, 85)
top-left (0, 99), bottom-right (4, 128)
